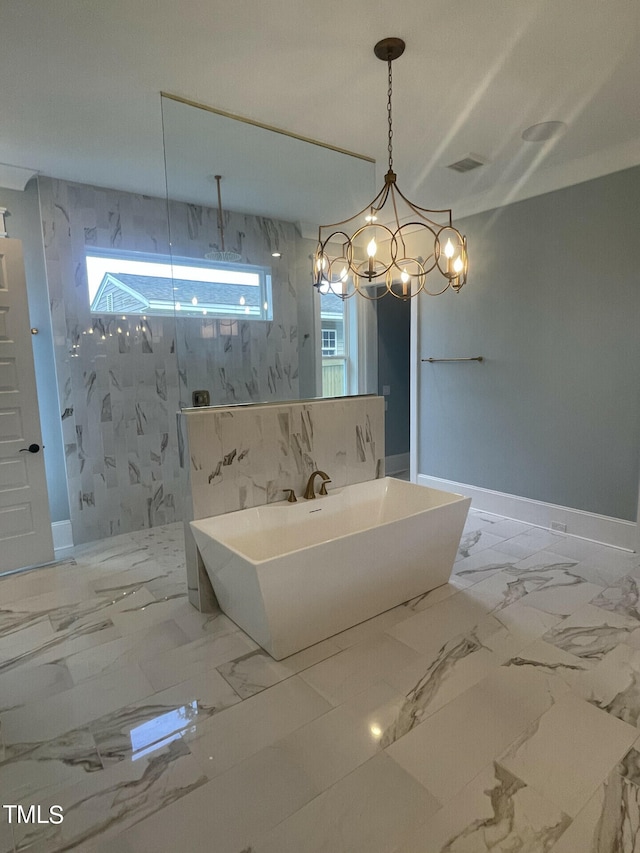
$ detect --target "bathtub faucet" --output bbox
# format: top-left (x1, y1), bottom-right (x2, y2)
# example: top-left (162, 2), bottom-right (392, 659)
top-left (303, 470), bottom-right (331, 500)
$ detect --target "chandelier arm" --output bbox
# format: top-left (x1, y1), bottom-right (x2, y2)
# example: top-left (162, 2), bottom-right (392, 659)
top-left (317, 183), bottom-right (389, 233)
top-left (422, 280), bottom-right (453, 296)
top-left (432, 225), bottom-right (468, 281)
top-left (389, 185), bottom-right (408, 258)
top-left (371, 180), bottom-right (392, 218)
top-left (354, 277), bottom-right (393, 301)
top-left (330, 283), bottom-right (359, 299)
top-left (392, 225), bottom-right (439, 276)
top-left (392, 183), bottom-right (456, 225)
top-left (387, 286), bottom-right (419, 300)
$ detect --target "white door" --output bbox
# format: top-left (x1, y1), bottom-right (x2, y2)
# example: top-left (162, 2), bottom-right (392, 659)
top-left (0, 238), bottom-right (54, 572)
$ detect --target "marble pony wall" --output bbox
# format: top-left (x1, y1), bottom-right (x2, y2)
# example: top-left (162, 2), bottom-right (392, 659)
top-left (180, 395), bottom-right (385, 609)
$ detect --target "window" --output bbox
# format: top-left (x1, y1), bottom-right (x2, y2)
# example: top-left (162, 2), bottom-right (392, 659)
top-left (86, 249), bottom-right (273, 320)
top-left (317, 288), bottom-right (378, 399)
top-left (321, 328), bottom-right (337, 356)
top-left (319, 292), bottom-right (347, 396)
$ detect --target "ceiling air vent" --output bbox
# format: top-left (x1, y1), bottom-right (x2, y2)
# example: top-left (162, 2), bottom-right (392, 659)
top-left (446, 154), bottom-right (487, 173)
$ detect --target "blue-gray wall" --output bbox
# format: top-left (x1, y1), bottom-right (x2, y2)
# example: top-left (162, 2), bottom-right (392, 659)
top-left (418, 165), bottom-right (640, 522)
top-left (0, 180), bottom-right (70, 522)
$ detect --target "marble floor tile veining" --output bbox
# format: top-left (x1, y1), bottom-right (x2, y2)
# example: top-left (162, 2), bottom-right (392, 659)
top-left (384, 665), bottom-right (570, 805)
top-left (539, 732), bottom-right (640, 853)
top-left (395, 761), bottom-right (572, 853)
top-left (498, 691), bottom-right (637, 817)
top-left (1, 511), bottom-right (640, 852)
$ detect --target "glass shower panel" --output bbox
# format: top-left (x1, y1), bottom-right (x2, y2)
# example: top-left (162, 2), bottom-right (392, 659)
top-left (160, 93), bottom-right (375, 409)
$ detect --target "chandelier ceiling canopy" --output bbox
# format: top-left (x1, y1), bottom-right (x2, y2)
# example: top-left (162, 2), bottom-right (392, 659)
top-left (314, 37), bottom-right (468, 300)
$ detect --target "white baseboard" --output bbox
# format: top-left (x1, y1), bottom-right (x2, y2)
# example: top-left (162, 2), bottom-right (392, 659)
top-left (416, 473), bottom-right (637, 552)
top-left (385, 453), bottom-right (410, 475)
top-left (52, 520), bottom-right (73, 551)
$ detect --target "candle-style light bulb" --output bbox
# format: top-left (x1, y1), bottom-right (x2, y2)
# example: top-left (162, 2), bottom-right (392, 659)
top-left (367, 238), bottom-right (377, 280)
top-left (444, 238), bottom-right (455, 276)
top-left (400, 267), bottom-right (410, 297)
top-left (453, 256), bottom-right (464, 274)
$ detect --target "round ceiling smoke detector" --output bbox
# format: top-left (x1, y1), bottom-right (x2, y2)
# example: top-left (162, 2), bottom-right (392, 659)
top-left (522, 121), bottom-right (567, 142)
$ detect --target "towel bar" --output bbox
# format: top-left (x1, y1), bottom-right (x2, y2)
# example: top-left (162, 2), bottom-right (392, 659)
top-left (421, 356), bottom-right (484, 363)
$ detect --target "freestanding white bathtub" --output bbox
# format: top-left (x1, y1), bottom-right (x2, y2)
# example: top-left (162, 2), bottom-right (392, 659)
top-left (190, 477), bottom-right (470, 659)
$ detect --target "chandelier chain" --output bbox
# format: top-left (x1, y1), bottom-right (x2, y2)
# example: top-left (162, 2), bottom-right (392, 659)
top-left (387, 58), bottom-right (393, 171)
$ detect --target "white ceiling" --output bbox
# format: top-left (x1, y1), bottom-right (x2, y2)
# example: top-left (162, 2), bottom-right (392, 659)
top-left (1, 0), bottom-right (639, 221)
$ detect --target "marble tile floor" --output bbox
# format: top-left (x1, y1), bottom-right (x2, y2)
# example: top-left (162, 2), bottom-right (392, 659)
top-left (1, 510), bottom-right (640, 852)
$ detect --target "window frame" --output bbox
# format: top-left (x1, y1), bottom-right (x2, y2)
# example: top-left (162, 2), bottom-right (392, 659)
top-left (85, 247), bottom-right (273, 321)
top-left (315, 289), bottom-right (378, 399)
top-left (321, 328), bottom-right (338, 356)
top-left (319, 294), bottom-right (349, 397)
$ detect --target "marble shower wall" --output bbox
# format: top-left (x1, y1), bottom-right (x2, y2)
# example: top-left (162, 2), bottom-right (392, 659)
top-left (168, 202), bottom-right (301, 407)
top-left (39, 176), bottom-right (304, 545)
top-left (180, 396), bottom-right (385, 609)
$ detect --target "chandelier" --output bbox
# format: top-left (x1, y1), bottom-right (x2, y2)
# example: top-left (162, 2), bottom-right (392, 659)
top-left (314, 38), bottom-right (468, 300)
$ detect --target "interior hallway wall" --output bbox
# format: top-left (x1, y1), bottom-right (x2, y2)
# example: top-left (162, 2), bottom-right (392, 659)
top-left (417, 165), bottom-right (640, 522)
top-left (377, 293), bottom-right (410, 461)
